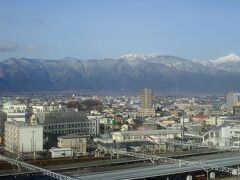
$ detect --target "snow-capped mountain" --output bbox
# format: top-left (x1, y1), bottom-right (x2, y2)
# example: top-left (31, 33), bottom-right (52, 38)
top-left (213, 54), bottom-right (240, 73)
top-left (1, 54), bottom-right (240, 93)
top-left (213, 53), bottom-right (240, 64)
top-left (195, 53), bottom-right (240, 73)
top-left (120, 53), bottom-right (154, 60)
top-left (193, 58), bottom-right (214, 67)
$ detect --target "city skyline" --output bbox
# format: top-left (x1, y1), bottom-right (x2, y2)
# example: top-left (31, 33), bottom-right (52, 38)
top-left (1, 1), bottom-right (240, 180)
top-left (1, 0), bottom-right (240, 60)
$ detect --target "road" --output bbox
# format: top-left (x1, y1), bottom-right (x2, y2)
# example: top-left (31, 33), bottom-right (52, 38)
top-left (1, 151), bottom-right (240, 179)
top-left (75, 155), bottom-right (240, 180)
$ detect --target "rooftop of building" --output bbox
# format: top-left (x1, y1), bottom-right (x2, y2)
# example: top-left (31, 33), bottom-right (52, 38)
top-left (58, 134), bottom-right (89, 139)
top-left (113, 129), bottom-right (181, 136)
top-left (5, 120), bottom-right (42, 128)
top-left (222, 115), bottom-right (240, 120)
top-left (100, 141), bottom-right (156, 149)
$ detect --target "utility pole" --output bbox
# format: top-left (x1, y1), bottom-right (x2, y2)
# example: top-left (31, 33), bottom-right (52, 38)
top-left (22, 142), bottom-right (23, 158)
top-left (181, 111), bottom-right (185, 140)
top-left (79, 138), bottom-right (81, 156)
top-left (70, 140), bottom-right (73, 158)
top-left (32, 131), bottom-right (36, 159)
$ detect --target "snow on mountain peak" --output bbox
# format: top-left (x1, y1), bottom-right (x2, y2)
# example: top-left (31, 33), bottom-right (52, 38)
top-left (214, 53), bottom-right (240, 64)
top-left (120, 53), bottom-right (154, 60)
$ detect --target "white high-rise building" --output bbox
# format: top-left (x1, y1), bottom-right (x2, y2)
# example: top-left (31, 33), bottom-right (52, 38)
top-left (2, 102), bottom-right (27, 122)
top-left (4, 120), bottom-right (43, 155)
top-left (226, 93), bottom-right (240, 110)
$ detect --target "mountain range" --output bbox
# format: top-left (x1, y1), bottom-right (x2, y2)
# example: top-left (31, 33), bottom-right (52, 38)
top-left (1, 53), bottom-right (240, 93)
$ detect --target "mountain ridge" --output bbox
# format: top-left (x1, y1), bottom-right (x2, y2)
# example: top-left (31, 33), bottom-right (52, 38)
top-left (1, 54), bottom-right (240, 93)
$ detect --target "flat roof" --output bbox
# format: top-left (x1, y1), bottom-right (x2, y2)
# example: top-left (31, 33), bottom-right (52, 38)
top-left (58, 134), bottom-right (89, 139)
top-left (50, 147), bottom-right (72, 151)
top-left (113, 129), bottom-right (181, 136)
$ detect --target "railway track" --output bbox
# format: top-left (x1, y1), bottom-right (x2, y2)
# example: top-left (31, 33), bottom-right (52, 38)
top-left (0, 149), bottom-right (233, 175)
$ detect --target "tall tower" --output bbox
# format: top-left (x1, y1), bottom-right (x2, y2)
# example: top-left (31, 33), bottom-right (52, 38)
top-left (227, 93), bottom-right (240, 110)
top-left (139, 88), bottom-right (155, 117)
top-left (140, 88), bottom-right (153, 108)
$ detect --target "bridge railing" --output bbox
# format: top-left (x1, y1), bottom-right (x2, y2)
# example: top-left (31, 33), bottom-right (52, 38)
top-left (108, 148), bottom-right (240, 175)
top-left (0, 155), bottom-right (78, 180)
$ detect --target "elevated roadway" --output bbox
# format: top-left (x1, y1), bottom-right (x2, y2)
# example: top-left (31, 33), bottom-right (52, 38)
top-left (0, 155), bottom-right (77, 180)
top-left (76, 155), bottom-right (240, 180)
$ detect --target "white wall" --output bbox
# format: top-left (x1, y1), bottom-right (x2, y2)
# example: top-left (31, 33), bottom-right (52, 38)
top-left (221, 126), bottom-right (231, 139)
top-left (50, 148), bottom-right (73, 158)
top-left (7, 112), bottom-right (26, 122)
top-left (32, 105), bottom-right (45, 113)
top-left (19, 126), bottom-right (43, 152)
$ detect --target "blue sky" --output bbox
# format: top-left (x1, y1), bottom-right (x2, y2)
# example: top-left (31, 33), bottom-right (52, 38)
top-left (0, 0), bottom-right (240, 60)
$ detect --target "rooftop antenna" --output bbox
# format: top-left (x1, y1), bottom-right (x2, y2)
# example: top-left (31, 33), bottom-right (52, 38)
top-left (32, 130), bottom-right (36, 159)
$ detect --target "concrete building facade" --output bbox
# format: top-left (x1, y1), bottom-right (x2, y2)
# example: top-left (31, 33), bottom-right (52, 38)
top-left (57, 134), bottom-right (87, 155)
top-left (0, 110), bottom-right (7, 144)
top-left (35, 111), bottom-right (99, 136)
top-left (3, 103), bottom-right (27, 122)
top-left (227, 93), bottom-right (240, 110)
top-left (140, 88), bottom-right (153, 108)
top-left (138, 88), bottom-right (155, 117)
top-left (112, 129), bottom-right (181, 143)
top-left (233, 103), bottom-right (240, 116)
top-left (4, 120), bottom-right (43, 154)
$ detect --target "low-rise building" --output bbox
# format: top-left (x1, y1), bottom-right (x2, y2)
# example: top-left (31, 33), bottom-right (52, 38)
top-left (138, 108), bottom-right (155, 117)
top-left (192, 113), bottom-right (208, 123)
top-left (57, 134), bottom-right (87, 155)
top-left (49, 147), bottom-right (73, 158)
top-left (159, 119), bottom-right (176, 128)
top-left (204, 124), bottom-right (240, 148)
top-left (112, 129), bottom-right (181, 143)
top-left (32, 105), bottom-right (46, 113)
top-left (205, 116), bottom-right (218, 126)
